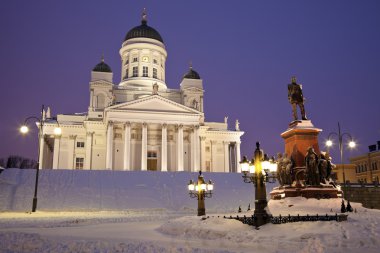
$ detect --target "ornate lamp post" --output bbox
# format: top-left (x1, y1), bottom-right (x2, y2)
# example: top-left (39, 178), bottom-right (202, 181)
top-left (325, 122), bottom-right (356, 187)
top-left (188, 171), bottom-right (214, 216)
top-left (20, 105), bottom-right (61, 212)
top-left (240, 142), bottom-right (277, 227)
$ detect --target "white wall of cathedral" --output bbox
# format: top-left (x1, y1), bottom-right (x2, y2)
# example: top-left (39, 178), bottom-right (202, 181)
top-left (89, 81), bottom-right (113, 111)
top-left (43, 120), bottom-right (243, 172)
top-left (113, 88), bottom-right (182, 105)
top-left (119, 38), bottom-right (167, 90)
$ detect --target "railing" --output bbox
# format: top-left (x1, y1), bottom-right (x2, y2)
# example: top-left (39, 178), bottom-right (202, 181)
top-left (344, 182), bottom-right (379, 188)
top-left (220, 213), bottom-right (348, 226)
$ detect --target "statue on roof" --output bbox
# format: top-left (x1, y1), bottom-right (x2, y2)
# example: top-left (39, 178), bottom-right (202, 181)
top-left (288, 76), bottom-right (307, 121)
top-left (235, 120), bottom-right (240, 131)
top-left (152, 82), bottom-right (159, 95)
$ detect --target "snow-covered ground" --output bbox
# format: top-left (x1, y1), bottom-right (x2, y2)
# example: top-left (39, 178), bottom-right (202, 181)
top-left (1, 169), bottom-right (380, 253)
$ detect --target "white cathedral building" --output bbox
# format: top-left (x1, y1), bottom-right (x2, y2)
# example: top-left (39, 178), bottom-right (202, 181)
top-left (39, 12), bottom-right (244, 172)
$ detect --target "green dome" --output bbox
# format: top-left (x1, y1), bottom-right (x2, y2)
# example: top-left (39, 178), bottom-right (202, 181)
top-left (92, 58), bottom-right (112, 73)
top-left (124, 19), bottom-right (163, 43)
top-left (183, 68), bottom-right (201, 80)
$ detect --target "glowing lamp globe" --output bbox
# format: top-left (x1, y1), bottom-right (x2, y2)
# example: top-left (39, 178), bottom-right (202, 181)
top-left (20, 125), bottom-right (29, 134)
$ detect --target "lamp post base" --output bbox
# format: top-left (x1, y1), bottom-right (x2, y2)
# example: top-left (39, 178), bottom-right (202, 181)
top-left (32, 197), bottom-right (37, 212)
top-left (198, 197), bottom-right (206, 216)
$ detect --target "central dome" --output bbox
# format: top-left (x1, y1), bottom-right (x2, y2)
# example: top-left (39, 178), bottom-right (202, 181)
top-left (124, 16), bottom-right (163, 43)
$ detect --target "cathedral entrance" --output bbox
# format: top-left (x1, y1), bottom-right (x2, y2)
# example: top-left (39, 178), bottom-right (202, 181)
top-left (147, 151), bottom-right (157, 171)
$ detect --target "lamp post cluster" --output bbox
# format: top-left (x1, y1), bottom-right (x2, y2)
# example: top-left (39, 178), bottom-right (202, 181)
top-left (239, 142), bottom-right (277, 227)
top-left (188, 171), bottom-right (214, 216)
top-left (325, 122), bottom-right (356, 186)
top-left (20, 105), bottom-right (61, 212)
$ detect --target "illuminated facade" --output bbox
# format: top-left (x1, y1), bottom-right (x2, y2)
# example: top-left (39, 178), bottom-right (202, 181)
top-left (39, 12), bottom-right (244, 172)
top-left (350, 142), bottom-right (380, 183)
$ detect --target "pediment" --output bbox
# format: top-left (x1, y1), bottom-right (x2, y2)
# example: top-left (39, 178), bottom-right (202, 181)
top-left (106, 95), bottom-right (202, 115)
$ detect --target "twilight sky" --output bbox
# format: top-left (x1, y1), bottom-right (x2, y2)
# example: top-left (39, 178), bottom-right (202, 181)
top-left (1, 0), bottom-right (379, 164)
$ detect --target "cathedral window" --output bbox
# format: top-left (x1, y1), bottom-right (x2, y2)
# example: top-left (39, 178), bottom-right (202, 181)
top-left (153, 68), bottom-right (157, 79)
top-left (147, 151), bottom-right (157, 158)
top-left (133, 57), bottom-right (138, 62)
top-left (76, 142), bottom-right (85, 148)
top-left (75, 157), bottom-right (84, 169)
top-left (153, 59), bottom-right (158, 64)
top-left (143, 66), bottom-right (148, 77)
top-left (206, 161), bottom-right (211, 172)
top-left (132, 67), bottom-right (138, 77)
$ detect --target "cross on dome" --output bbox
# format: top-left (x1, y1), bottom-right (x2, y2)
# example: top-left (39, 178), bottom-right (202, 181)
top-left (142, 8), bottom-right (147, 24)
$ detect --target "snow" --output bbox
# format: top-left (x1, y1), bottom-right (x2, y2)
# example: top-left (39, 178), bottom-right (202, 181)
top-left (0, 169), bottom-right (260, 212)
top-left (1, 169), bottom-right (380, 253)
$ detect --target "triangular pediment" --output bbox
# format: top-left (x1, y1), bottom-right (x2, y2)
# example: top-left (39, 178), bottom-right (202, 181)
top-left (106, 95), bottom-right (202, 115)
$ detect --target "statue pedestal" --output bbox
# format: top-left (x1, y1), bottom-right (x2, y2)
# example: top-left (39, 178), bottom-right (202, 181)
top-left (270, 185), bottom-right (342, 199)
top-left (280, 120), bottom-right (322, 167)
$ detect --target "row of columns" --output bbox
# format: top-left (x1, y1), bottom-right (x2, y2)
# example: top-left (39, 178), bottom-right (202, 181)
top-left (49, 123), bottom-right (241, 172)
top-left (105, 121), bottom-right (201, 171)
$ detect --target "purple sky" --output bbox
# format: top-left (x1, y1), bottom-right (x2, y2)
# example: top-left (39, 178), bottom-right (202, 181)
top-left (1, 0), bottom-right (379, 164)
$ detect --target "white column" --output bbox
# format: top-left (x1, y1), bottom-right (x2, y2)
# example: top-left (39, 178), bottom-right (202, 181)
top-left (68, 135), bottom-right (76, 169)
top-left (200, 136), bottom-right (206, 171)
top-left (141, 122), bottom-right (147, 171)
top-left (106, 122), bottom-right (113, 169)
top-left (211, 141), bottom-right (217, 172)
top-left (190, 127), bottom-right (195, 172)
top-left (123, 122), bottom-right (131, 171)
top-left (89, 89), bottom-right (94, 109)
top-left (177, 124), bottom-right (184, 171)
top-left (194, 126), bottom-right (200, 172)
top-left (200, 96), bottom-right (204, 112)
top-left (236, 142), bottom-right (241, 173)
top-left (38, 134), bottom-right (44, 169)
top-left (224, 141), bottom-right (230, 172)
top-left (85, 132), bottom-right (93, 169)
top-left (52, 136), bottom-right (61, 169)
top-left (161, 123), bottom-right (167, 171)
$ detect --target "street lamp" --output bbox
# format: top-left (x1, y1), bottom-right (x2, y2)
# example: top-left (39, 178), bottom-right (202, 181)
top-left (20, 105), bottom-right (61, 212)
top-left (325, 122), bottom-right (356, 187)
top-left (187, 171), bottom-right (214, 216)
top-left (240, 142), bottom-right (277, 228)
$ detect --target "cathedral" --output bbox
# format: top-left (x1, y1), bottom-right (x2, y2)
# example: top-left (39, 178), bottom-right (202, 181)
top-left (39, 11), bottom-right (244, 172)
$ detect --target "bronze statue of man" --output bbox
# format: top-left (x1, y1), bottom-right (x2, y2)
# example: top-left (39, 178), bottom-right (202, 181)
top-left (288, 76), bottom-right (307, 121)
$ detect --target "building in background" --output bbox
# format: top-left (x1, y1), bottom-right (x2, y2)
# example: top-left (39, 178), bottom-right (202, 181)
top-left (331, 164), bottom-right (357, 184)
top-left (350, 141), bottom-right (380, 183)
top-left (39, 11), bottom-right (244, 172)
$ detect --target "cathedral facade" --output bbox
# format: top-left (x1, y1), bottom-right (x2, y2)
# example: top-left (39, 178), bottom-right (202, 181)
top-left (39, 13), bottom-right (244, 172)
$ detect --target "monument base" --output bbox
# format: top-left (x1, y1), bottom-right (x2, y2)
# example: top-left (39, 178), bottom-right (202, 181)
top-left (270, 185), bottom-right (342, 200)
top-left (281, 120), bottom-right (322, 167)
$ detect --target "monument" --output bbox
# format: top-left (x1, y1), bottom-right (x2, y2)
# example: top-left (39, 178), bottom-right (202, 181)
top-left (270, 77), bottom-right (341, 199)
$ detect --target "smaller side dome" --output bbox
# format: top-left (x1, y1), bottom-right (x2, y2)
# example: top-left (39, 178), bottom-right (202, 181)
top-left (93, 56), bottom-right (112, 73)
top-left (183, 66), bottom-right (201, 80)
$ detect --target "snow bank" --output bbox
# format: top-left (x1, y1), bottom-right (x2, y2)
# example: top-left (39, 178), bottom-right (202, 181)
top-left (0, 169), bottom-right (277, 212)
top-left (157, 198), bottom-right (380, 253)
